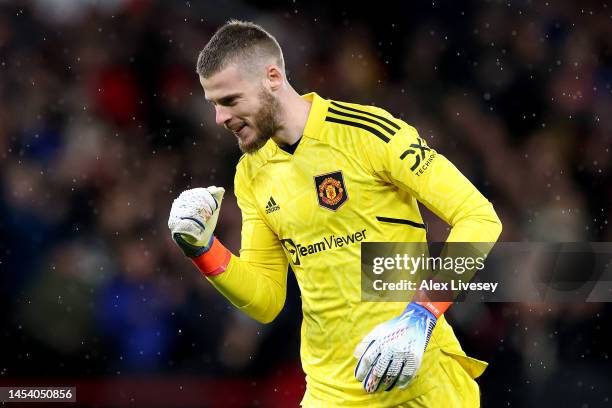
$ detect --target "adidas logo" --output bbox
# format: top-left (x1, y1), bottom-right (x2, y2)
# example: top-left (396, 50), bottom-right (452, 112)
top-left (265, 196), bottom-right (280, 214)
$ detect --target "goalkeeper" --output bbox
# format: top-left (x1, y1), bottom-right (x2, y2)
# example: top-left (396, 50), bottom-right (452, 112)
top-left (168, 20), bottom-right (502, 407)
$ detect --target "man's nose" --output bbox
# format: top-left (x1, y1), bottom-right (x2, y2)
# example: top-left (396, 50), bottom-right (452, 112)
top-left (215, 106), bottom-right (232, 126)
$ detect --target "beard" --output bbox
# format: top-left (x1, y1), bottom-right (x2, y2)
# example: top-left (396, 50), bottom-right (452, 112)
top-left (237, 89), bottom-right (282, 154)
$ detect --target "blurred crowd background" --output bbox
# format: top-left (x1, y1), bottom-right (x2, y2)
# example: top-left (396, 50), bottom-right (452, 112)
top-left (1, 0), bottom-right (611, 407)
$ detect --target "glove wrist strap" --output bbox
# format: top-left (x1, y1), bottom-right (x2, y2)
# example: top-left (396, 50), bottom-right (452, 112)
top-left (191, 237), bottom-right (231, 277)
top-left (414, 301), bottom-right (452, 318)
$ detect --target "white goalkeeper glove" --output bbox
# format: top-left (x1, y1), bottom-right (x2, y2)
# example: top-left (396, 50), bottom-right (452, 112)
top-left (168, 186), bottom-right (225, 257)
top-left (354, 302), bottom-right (436, 393)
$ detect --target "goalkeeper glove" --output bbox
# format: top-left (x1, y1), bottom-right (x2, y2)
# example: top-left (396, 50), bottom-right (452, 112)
top-left (354, 302), bottom-right (438, 393)
top-left (168, 186), bottom-right (225, 257)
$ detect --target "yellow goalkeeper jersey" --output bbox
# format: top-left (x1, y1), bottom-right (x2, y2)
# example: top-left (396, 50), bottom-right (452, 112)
top-left (208, 92), bottom-right (502, 406)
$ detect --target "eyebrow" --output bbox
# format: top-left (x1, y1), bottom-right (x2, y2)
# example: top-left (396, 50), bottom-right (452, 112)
top-left (207, 93), bottom-right (243, 105)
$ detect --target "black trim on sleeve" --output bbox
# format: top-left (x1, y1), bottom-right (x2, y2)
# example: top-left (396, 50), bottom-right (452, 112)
top-left (327, 107), bottom-right (398, 137)
top-left (330, 101), bottom-right (401, 130)
top-left (325, 116), bottom-right (390, 143)
top-left (376, 216), bottom-right (427, 230)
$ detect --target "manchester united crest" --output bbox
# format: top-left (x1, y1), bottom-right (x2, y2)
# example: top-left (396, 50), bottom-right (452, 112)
top-left (314, 171), bottom-right (348, 211)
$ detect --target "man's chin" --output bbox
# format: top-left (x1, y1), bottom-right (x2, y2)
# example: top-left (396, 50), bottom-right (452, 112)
top-left (238, 135), bottom-right (269, 154)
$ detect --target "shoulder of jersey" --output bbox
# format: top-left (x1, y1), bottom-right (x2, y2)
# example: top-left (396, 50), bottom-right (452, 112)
top-left (328, 99), bottom-right (397, 119)
top-left (323, 99), bottom-right (409, 144)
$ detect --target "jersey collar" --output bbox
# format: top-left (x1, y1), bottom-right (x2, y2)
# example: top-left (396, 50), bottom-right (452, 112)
top-left (267, 92), bottom-right (328, 161)
top-left (301, 92), bottom-right (328, 141)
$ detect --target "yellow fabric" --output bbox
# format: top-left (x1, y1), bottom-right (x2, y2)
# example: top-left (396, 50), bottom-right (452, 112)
top-left (208, 92), bottom-right (502, 406)
top-left (301, 346), bottom-right (484, 408)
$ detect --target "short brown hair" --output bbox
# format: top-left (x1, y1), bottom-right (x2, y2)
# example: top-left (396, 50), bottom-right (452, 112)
top-left (196, 20), bottom-right (285, 78)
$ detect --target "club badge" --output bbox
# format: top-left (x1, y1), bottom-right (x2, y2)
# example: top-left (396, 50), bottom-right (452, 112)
top-left (314, 170), bottom-right (348, 211)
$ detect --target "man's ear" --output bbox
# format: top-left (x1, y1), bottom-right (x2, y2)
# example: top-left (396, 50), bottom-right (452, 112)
top-left (265, 64), bottom-right (284, 91)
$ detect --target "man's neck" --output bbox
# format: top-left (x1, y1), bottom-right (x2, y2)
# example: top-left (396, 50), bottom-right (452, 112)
top-left (272, 88), bottom-right (312, 147)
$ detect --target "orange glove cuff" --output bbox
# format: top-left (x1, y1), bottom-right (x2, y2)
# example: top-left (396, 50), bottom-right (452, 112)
top-left (191, 237), bottom-right (231, 277)
top-left (415, 301), bottom-right (452, 318)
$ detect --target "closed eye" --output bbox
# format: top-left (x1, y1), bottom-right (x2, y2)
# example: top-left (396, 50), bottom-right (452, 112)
top-left (212, 93), bottom-right (242, 107)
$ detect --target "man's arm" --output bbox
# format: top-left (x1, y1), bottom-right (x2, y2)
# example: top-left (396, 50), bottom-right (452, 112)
top-left (354, 114), bottom-right (502, 392)
top-left (372, 121), bottom-right (502, 308)
top-left (168, 166), bottom-right (289, 324)
top-left (206, 174), bottom-right (289, 324)
top-left (367, 122), bottom-right (502, 244)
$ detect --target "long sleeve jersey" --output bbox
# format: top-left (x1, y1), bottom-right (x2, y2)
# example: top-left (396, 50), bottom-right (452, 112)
top-left (206, 92), bottom-right (502, 406)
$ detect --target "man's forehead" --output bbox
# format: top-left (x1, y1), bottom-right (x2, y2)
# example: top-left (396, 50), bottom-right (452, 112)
top-left (200, 64), bottom-right (244, 101)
